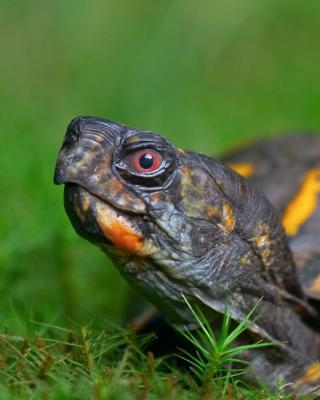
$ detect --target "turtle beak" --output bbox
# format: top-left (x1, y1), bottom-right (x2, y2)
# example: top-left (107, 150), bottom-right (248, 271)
top-left (54, 116), bottom-right (149, 251)
top-left (54, 116), bottom-right (118, 186)
top-left (54, 116), bottom-right (147, 214)
top-left (54, 117), bottom-right (88, 185)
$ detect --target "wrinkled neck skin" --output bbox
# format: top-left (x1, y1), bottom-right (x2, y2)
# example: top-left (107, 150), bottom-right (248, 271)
top-left (105, 151), bottom-right (320, 390)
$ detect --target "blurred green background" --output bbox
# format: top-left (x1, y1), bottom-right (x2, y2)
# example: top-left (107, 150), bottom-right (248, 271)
top-left (1, 0), bottom-right (320, 332)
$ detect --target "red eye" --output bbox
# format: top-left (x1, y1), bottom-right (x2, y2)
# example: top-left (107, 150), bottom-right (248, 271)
top-left (133, 149), bottom-right (162, 174)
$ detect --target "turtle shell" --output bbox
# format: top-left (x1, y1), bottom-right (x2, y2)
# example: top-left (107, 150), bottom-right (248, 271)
top-left (223, 134), bottom-right (320, 301)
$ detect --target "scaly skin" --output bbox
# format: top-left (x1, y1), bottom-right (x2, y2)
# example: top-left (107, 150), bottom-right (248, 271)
top-left (54, 117), bottom-right (320, 392)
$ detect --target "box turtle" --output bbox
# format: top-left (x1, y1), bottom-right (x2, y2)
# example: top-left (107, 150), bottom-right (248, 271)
top-left (54, 117), bottom-right (320, 393)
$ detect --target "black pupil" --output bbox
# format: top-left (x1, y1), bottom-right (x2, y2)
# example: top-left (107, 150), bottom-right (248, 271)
top-left (139, 153), bottom-right (154, 169)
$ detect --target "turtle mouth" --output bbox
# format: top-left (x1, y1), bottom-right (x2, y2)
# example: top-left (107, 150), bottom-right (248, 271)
top-left (63, 183), bottom-right (151, 256)
top-left (64, 183), bottom-right (112, 245)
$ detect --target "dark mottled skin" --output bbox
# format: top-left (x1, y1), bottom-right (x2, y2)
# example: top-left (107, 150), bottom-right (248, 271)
top-left (54, 117), bottom-right (320, 393)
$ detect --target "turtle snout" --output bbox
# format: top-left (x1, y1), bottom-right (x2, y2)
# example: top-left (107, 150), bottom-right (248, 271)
top-left (54, 117), bottom-right (114, 185)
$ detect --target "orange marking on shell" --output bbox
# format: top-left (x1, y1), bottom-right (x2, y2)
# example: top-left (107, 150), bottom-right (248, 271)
top-left (299, 362), bottom-right (320, 384)
top-left (282, 168), bottom-right (320, 236)
top-left (100, 221), bottom-right (143, 253)
top-left (309, 275), bottom-right (320, 293)
top-left (222, 203), bottom-right (235, 231)
top-left (228, 163), bottom-right (255, 178)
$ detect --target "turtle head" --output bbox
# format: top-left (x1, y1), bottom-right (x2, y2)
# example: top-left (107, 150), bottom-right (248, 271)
top-left (54, 117), bottom-right (303, 327)
top-left (54, 117), bottom-right (183, 258)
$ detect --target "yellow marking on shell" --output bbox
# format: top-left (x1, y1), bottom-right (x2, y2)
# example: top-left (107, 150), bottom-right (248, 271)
top-left (228, 163), bottom-right (255, 178)
top-left (178, 147), bottom-right (186, 154)
top-left (222, 203), bottom-right (235, 231)
top-left (309, 275), bottom-right (320, 293)
top-left (299, 362), bottom-right (320, 384)
top-left (281, 168), bottom-right (320, 236)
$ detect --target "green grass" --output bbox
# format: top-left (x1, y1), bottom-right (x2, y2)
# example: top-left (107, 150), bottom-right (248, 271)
top-left (177, 296), bottom-right (272, 385)
top-left (0, 299), bottom-right (297, 400)
top-left (1, 0), bottom-right (320, 397)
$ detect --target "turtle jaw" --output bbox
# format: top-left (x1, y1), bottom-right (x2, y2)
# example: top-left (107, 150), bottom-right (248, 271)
top-left (63, 183), bottom-right (110, 246)
top-left (63, 183), bottom-right (157, 257)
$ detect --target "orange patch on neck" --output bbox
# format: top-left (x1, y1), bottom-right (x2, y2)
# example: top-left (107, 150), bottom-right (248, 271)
top-left (228, 163), bottom-right (255, 178)
top-left (282, 168), bottom-right (320, 236)
top-left (100, 220), bottom-right (143, 253)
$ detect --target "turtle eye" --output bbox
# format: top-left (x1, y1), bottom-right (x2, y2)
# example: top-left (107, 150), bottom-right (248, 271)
top-left (116, 143), bottom-right (175, 187)
top-left (132, 149), bottom-right (162, 174)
